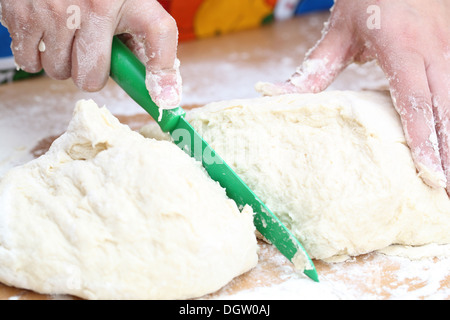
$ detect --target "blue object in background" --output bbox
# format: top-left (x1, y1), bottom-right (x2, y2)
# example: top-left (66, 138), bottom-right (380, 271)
top-left (0, 23), bottom-right (43, 82)
top-left (0, 24), bottom-right (13, 58)
top-left (296, 0), bottom-right (334, 14)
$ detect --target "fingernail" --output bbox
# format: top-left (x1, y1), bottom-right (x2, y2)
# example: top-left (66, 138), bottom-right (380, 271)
top-left (146, 59), bottom-right (182, 110)
top-left (146, 72), bottom-right (182, 110)
top-left (156, 84), bottom-right (182, 109)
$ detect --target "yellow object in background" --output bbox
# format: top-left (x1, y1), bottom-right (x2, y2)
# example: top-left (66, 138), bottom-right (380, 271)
top-left (194, 0), bottom-right (275, 38)
top-left (158, 0), bottom-right (277, 42)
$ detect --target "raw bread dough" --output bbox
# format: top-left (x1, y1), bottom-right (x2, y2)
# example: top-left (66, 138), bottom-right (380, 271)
top-left (0, 100), bottom-right (258, 300)
top-left (142, 90), bottom-right (450, 261)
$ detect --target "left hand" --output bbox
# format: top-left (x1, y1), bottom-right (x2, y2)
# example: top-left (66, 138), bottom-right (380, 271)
top-left (257, 0), bottom-right (450, 194)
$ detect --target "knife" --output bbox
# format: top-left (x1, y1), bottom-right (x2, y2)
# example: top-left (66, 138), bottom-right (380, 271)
top-left (110, 36), bottom-right (319, 282)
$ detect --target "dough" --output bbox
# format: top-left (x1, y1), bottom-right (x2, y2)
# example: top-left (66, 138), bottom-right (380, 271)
top-left (142, 90), bottom-right (450, 261)
top-left (0, 100), bottom-right (258, 300)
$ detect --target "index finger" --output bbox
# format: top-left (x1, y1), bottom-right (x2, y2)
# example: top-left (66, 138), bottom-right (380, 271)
top-left (116, 0), bottom-right (181, 109)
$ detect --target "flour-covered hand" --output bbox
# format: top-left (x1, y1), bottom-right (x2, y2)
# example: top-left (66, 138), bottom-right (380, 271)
top-left (0, 0), bottom-right (182, 109)
top-left (257, 0), bottom-right (450, 194)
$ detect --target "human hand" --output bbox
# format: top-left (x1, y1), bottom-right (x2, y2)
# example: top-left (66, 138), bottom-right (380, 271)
top-left (256, 0), bottom-right (450, 194)
top-left (0, 0), bottom-right (181, 109)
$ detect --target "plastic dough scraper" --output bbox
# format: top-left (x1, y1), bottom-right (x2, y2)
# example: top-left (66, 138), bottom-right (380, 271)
top-left (110, 36), bottom-right (319, 282)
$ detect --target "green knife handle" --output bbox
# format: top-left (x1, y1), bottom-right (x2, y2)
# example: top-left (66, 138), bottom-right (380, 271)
top-left (110, 36), bottom-right (186, 132)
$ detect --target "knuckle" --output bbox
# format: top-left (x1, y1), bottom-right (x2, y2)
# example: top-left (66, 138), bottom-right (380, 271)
top-left (44, 0), bottom-right (70, 20)
top-left (87, 0), bottom-right (118, 17)
top-left (152, 14), bottom-right (177, 38)
top-left (6, 2), bottom-right (31, 28)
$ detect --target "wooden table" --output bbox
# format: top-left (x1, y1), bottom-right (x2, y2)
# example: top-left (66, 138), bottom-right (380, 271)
top-left (0, 12), bottom-right (448, 300)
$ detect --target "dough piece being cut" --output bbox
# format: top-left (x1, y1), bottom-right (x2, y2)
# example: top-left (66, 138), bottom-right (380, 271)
top-left (0, 100), bottom-right (258, 300)
top-left (142, 91), bottom-right (450, 261)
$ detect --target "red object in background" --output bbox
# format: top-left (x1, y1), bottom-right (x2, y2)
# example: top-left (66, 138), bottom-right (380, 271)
top-left (157, 0), bottom-right (279, 42)
top-left (170, 0), bottom-right (205, 42)
top-left (265, 0), bottom-right (278, 7)
top-left (157, 0), bottom-right (171, 12)
top-left (157, 0), bottom-right (204, 42)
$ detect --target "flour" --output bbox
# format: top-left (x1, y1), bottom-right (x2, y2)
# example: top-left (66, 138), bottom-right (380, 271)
top-left (38, 40), bottom-right (46, 53)
top-left (211, 245), bottom-right (450, 300)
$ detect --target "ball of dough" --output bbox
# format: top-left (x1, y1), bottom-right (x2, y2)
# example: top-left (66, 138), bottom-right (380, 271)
top-left (142, 91), bottom-right (450, 261)
top-left (0, 100), bottom-right (258, 300)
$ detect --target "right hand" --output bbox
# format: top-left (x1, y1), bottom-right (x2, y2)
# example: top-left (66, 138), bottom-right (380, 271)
top-left (0, 0), bottom-right (182, 109)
